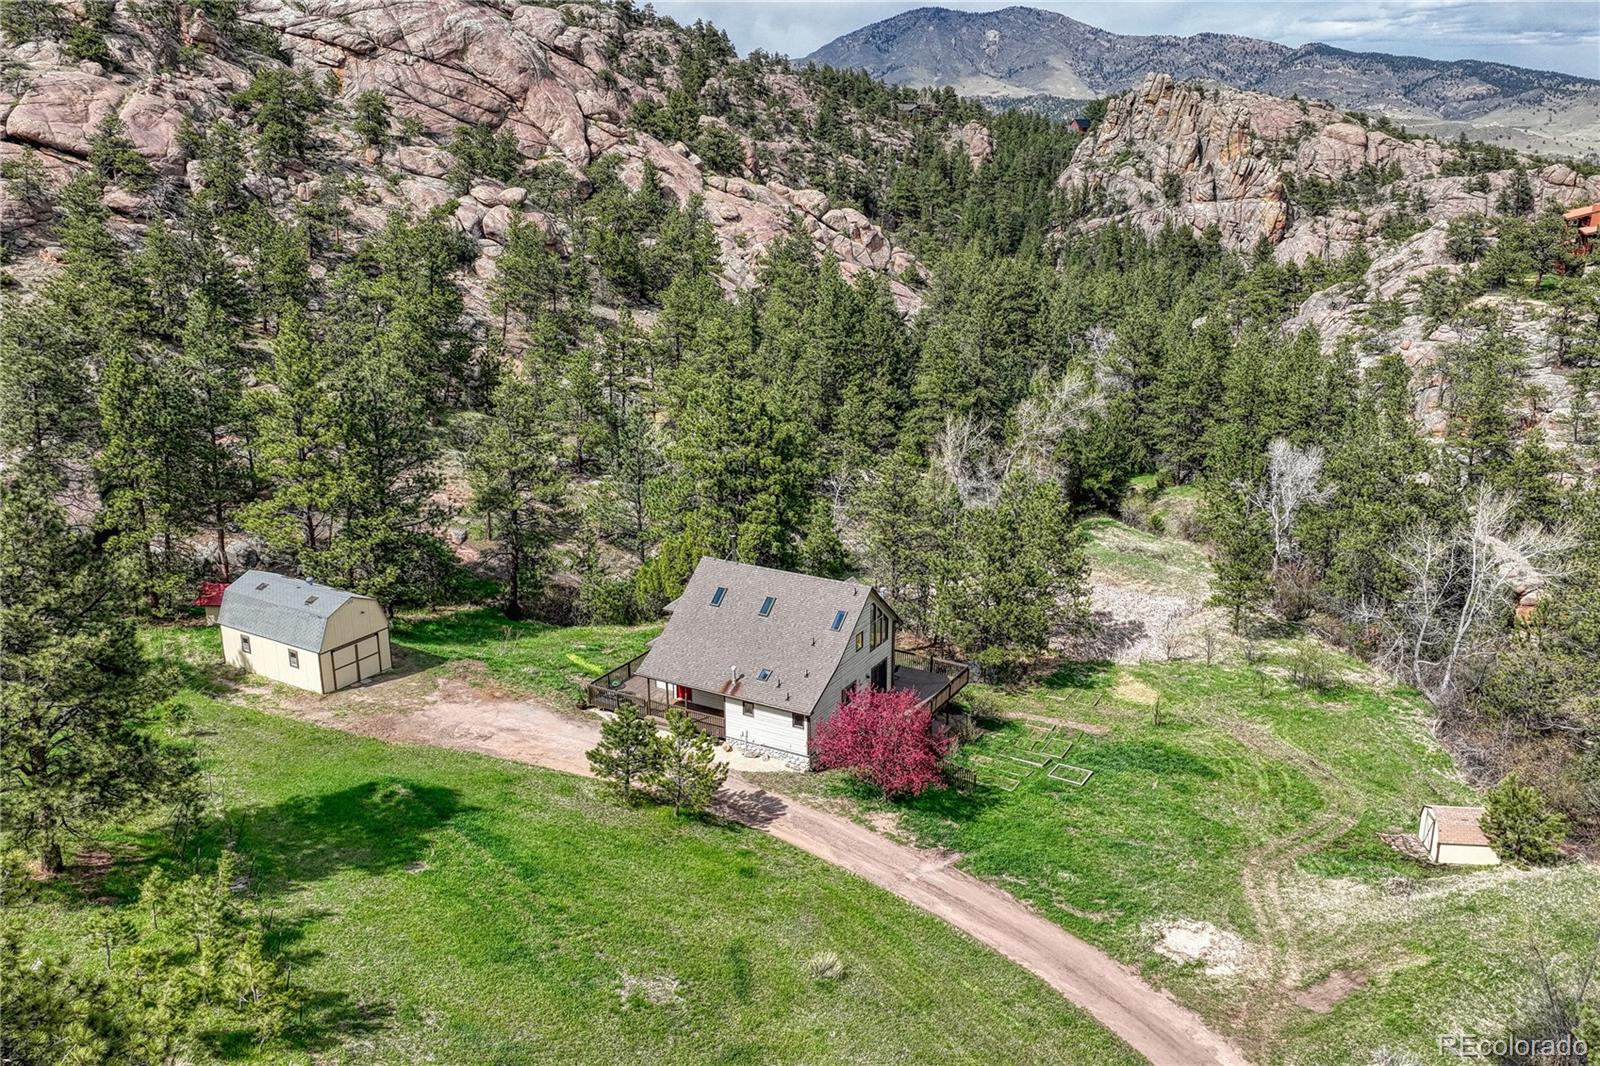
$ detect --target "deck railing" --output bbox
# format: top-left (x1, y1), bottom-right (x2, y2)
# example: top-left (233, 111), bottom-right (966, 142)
top-left (922, 658), bottom-right (970, 716)
top-left (585, 651), bottom-right (648, 709)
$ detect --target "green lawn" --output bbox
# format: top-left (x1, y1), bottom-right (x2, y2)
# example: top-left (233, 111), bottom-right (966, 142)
top-left (389, 608), bottom-right (660, 705)
top-left (13, 681), bottom-right (1138, 1064)
top-left (770, 657), bottom-right (1600, 1064)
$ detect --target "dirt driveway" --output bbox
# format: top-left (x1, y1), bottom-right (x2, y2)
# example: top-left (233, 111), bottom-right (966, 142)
top-left (266, 667), bottom-right (1247, 1066)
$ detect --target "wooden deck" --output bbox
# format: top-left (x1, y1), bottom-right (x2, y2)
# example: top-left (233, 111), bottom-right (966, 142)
top-left (895, 659), bottom-right (970, 715)
top-left (586, 663), bottom-right (725, 737)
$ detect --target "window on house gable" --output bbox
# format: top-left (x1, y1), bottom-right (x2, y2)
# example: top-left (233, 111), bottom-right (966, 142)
top-left (854, 631), bottom-right (864, 651)
top-left (759, 596), bottom-right (775, 617)
top-left (831, 609), bottom-right (847, 631)
top-left (870, 604), bottom-right (888, 649)
top-left (710, 585), bottom-right (727, 606)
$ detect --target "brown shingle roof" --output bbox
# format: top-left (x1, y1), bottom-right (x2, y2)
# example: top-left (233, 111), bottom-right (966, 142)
top-left (636, 558), bottom-right (890, 715)
top-left (1426, 805), bottom-right (1491, 847)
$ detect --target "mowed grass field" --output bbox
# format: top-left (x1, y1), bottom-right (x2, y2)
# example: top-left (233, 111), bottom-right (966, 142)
top-left (771, 654), bottom-right (1600, 1065)
top-left (15, 651), bottom-right (1139, 1065)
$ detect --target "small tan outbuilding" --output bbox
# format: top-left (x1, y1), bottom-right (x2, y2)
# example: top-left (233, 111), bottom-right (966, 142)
top-left (1417, 804), bottom-right (1500, 866)
top-left (218, 570), bottom-right (392, 695)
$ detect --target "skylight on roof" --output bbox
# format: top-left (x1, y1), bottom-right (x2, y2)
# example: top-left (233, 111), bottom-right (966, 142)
top-left (305, 595), bottom-right (319, 606)
top-left (759, 596), bottom-right (775, 617)
top-left (831, 610), bottom-right (847, 631)
top-left (255, 582), bottom-right (269, 591)
top-left (710, 585), bottom-right (727, 606)
top-left (757, 668), bottom-right (772, 681)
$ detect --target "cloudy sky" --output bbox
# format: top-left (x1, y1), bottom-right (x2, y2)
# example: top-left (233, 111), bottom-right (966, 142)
top-left (652, 1), bottom-right (1600, 79)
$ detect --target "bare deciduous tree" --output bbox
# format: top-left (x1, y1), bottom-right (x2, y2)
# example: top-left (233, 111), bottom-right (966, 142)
top-left (936, 368), bottom-right (1100, 507)
top-left (1384, 487), bottom-right (1572, 707)
top-left (1251, 439), bottom-right (1332, 570)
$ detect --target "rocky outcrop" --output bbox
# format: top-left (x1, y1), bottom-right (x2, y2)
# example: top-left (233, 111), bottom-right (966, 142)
top-left (1060, 74), bottom-right (1600, 260)
top-left (1287, 227), bottom-right (1579, 444)
top-left (0, 0), bottom-right (925, 311)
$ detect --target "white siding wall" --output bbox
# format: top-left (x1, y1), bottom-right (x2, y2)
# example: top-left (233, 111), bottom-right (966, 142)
top-left (810, 592), bottom-right (896, 735)
top-left (1436, 843), bottom-right (1500, 866)
top-left (724, 701), bottom-right (809, 757)
top-left (221, 627), bottom-right (324, 694)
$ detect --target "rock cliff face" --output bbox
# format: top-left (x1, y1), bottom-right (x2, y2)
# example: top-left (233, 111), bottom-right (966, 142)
top-left (1063, 74), bottom-right (1599, 454)
top-left (0, 0), bottom-right (921, 308)
top-left (1058, 74), bottom-right (1600, 259)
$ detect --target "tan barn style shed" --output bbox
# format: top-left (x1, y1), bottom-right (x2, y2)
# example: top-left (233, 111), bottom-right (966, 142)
top-left (1417, 805), bottom-right (1500, 866)
top-left (218, 570), bottom-right (392, 695)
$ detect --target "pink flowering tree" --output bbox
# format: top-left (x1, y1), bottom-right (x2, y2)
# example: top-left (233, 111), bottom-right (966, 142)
top-left (813, 686), bottom-right (953, 798)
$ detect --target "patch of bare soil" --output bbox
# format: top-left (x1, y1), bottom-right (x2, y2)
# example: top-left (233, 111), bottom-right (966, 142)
top-left (1147, 919), bottom-right (1257, 977)
top-left (1112, 676), bottom-right (1160, 706)
top-left (617, 972), bottom-right (682, 1007)
top-left (1292, 970), bottom-right (1368, 1013)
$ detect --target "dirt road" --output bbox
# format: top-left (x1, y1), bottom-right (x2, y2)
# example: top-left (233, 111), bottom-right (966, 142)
top-left (276, 677), bottom-right (1248, 1066)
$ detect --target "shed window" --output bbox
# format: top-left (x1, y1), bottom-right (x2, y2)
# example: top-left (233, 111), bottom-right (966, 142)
top-left (759, 596), bottom-right (775, 617)
top-left (710, 585), bottom-right (727, 606)
top-left (791, 713), bottom-right (805, 728)
top-left (830, 610), bottom-right (847, 631)
top-left (288, 650), bottom-right (299, 668)
top-left (240, 636), bottom-right (252, 653)
top-left (742, 700), bottom-right (754, 717)
top-left (756, 668), bottom-right (772, 682)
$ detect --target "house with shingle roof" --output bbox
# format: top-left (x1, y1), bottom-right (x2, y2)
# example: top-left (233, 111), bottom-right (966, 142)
top-left (218, 570), bottom-right (392, 694)
top-left (588, 558), bottom-right (968, 765)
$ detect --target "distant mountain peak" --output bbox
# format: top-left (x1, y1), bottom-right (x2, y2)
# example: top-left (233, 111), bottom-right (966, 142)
top-left (804, 5), bottom-right (1599, 158)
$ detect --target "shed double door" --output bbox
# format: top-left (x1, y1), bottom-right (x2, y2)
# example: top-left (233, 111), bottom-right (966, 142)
top-left (331, 633), bottom-right (385, 691)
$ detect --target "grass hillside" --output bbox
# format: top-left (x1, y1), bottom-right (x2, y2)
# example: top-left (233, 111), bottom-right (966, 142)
top-left (761, 517), bottom-right (1600, 1065)
top-left (13, 675), bottom-right (1137, 1065)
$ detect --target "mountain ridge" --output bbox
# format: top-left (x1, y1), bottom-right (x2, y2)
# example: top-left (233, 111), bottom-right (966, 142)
top-left (805, 5), bottom-right (1600, 157)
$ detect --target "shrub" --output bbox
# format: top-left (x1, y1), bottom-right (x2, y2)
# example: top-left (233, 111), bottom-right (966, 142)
top-left (804, 951), bottom-right (846, 982)
top-left (1482, 774), bottom-right (1568, 865)
top-left (1286, 643), bottom-right (1337, 691)
top-left (813, 686), bottom-right (952, 798)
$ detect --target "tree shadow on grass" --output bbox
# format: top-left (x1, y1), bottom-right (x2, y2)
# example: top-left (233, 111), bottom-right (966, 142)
top-left (227, 779), bottom-right (470, 896)
top-left (194, 906), bottom-right (398, 1060)
top-left (1038, 659), bottom-right (1115, 692)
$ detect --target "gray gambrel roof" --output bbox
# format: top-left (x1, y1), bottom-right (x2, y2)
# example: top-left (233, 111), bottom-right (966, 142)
top-left (218, 570), bottom-right (368, 652)
top-left (637, 558), bottom-right (895, 716)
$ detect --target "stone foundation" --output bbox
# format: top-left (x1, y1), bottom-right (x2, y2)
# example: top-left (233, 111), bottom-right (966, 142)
top-left (727, 738), bottom-right (812, 772)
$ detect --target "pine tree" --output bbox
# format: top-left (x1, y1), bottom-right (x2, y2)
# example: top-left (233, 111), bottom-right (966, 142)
top-left (0, 470), bottom-right (191, 874)
top-left (469, 366), bottom-right (566, 620)
top-left (935, 474), bottom-right (1088, 677)
top-left (240, 304), bottom-right (339, 566)
top-left (309, 344), bottom-right (452, 608)
top-left (647, 709), bottom-right (727, 816)
top-left (179, 293), bottom-right (250, 579)
top-left (586, 703), bottom-right (660, 805)
top-left (96, 346), bottom-right (202, 611)
top-left (1205, 489), bottom-right (1274, 633)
